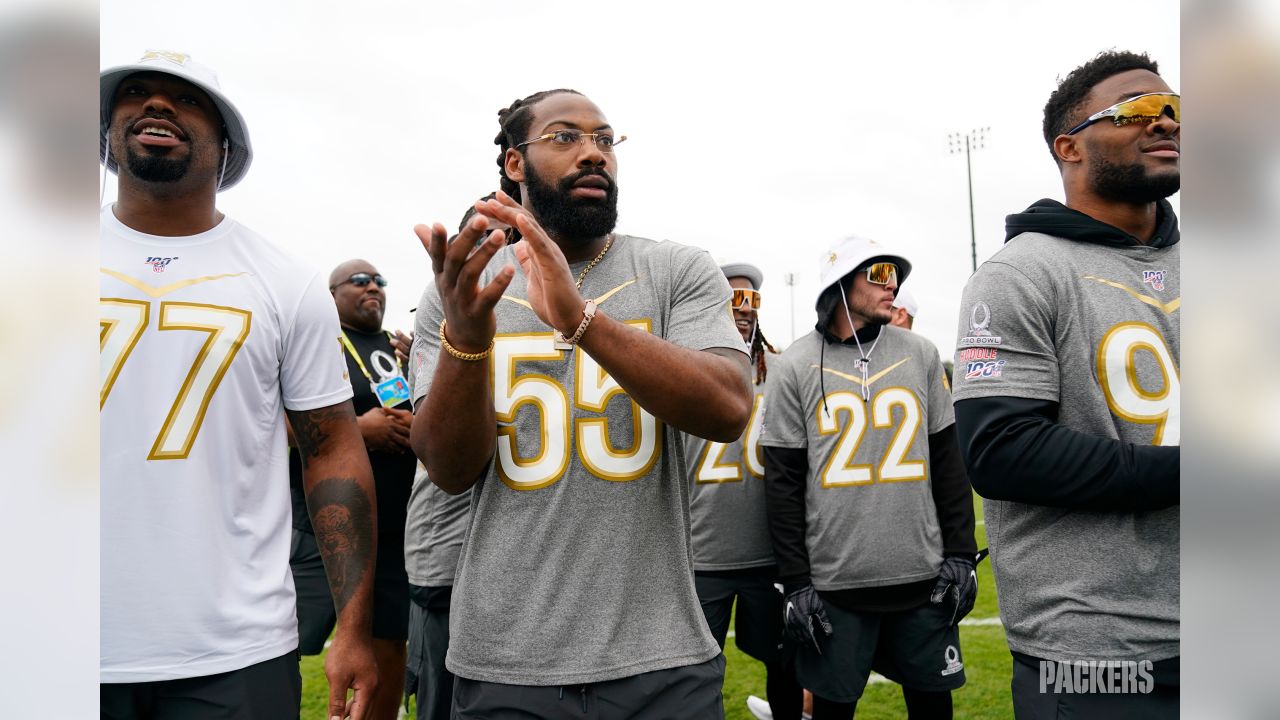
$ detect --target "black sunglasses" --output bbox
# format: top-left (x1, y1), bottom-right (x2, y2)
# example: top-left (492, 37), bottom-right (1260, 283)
top-left (334, 272), bottom-right (387, 289)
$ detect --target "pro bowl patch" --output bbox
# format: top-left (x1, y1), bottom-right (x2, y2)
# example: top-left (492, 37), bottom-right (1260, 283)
top-left (959, 301), bottom-right (1002, 346)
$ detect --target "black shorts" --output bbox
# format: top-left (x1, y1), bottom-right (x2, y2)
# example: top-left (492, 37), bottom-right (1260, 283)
top-left (100, 650), bottom-right (300, 720)
top-left (793, 599), bottom-right (965, 703)
top-left (1011, 654), bottom-right (1179, 720)
top-left (405, 585), bottom-right (454, 720)
top-left (290, 528), bottom-right (409, 654)
top-left (694, 567), bottom-right (783, 664)
top-left (451, 655), bottom-right (726, 720)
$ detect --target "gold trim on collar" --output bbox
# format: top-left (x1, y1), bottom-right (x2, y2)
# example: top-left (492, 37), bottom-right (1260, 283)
top-left (100, 268), bottom-right (249, 298)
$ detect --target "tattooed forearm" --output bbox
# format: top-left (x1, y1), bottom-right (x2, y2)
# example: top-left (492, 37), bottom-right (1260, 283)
top-left (307, 476), bottom-right (374, 613)
top-left (286, 402), bottom-right (356, 469)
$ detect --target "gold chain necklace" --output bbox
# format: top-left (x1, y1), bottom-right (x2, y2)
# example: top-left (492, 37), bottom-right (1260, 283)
top-left (573, 234), bottom-right (613, 290)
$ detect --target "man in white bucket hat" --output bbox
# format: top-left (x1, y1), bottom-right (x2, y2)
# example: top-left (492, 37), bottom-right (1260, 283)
top-left (762, 235), bottom-right (979, 719)
top-left (99, 50), bottom-right (379, 720)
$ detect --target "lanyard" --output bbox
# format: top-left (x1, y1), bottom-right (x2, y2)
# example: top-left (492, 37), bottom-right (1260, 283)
top-left (338, 330), bottom-right (401, 383)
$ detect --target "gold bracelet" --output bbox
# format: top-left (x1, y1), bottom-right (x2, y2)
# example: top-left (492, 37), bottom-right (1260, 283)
top-left (439, 320), bottom-right (493, 362)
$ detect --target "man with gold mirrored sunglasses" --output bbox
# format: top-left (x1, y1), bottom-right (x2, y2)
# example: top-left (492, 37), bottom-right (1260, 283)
top-left (953, 50), bottom-right (1180, 719)
top-left (683, 262), bottom-right (801, 720)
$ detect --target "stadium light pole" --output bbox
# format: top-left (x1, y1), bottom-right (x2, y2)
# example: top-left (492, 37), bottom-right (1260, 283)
top-left (948, 127), bottom-right (989, 273)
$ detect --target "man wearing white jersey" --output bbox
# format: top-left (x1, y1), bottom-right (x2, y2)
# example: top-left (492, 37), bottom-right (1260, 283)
top-left (408, 89), bottom-right (752, 717)
top-left (99, 51), bottom-right (378, 720)
top-left (764, 237), bottom-right (978, 720)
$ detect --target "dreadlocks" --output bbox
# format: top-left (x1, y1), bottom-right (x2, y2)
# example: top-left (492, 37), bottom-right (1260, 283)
top-left (750, 324), bottom-right (778, 386)
top-left (493, 89), bottom-right (583, 202)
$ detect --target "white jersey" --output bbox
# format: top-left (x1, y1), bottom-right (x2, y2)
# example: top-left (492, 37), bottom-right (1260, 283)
top-left (99, 205), bottom-right (352, 682)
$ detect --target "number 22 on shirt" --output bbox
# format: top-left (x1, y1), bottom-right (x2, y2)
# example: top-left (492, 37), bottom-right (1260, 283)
top-left (816, 387), bottom-right (926, 488)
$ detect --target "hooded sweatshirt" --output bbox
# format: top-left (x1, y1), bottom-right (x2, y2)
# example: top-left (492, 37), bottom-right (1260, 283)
top-left (951, 197), bottom-right (1180, 672)
top-left (954, 198), bottom-right (1179, 510)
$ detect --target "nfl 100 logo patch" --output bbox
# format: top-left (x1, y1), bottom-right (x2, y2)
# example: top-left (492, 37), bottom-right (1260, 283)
top-left (145, 256), bottom-right (180, 273)
top-left (1142, 269), bottom-right (1166, 291)
top-left (964, 359), bottom-right (1006, 379)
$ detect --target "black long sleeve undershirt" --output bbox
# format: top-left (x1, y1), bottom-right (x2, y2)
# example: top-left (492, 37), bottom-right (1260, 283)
top-left (765, 427), bottom-right (977, 611)
top-left (928, 424), bottom-right (978, 558)
top-left (954, 396), bottom-right (1178, 512)
top-left (764, 445), bottom-right (810, 587)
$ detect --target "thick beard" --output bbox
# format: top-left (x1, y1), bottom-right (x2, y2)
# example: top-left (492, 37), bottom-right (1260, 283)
top-left (124, 145), bottom-right (190, 183)
top-left (1090, 154), bottom-right (1180, 204)
top-left (524, 161), bottom-right (618, 246)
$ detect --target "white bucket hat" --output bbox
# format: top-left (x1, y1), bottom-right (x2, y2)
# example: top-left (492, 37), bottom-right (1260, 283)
top-left (719, 261), bottom-right (764, 290)
top-left (814, 234), bottom-right (912, 310)
top-left (100, 50), bottom-right (252, 191)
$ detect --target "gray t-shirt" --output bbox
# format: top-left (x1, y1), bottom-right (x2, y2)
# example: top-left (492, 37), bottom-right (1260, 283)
top-left (762, 326), bottom-right (954, 590)
top-left (403, 463), bottom-right (470, 587)
top-left (684, 352), bottom-right (774, 572)
top-left (409, 235), bottom-right (747, 685)
top-left (951, 232), bottom-right (1180, 664)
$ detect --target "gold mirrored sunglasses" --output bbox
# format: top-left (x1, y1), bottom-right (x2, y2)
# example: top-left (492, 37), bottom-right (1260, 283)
top-left (1066, 93), bottom-right (1180, 135)
top-left (863, 262), bottom-right (898, 285)
top-left (731, 288), bottom-right (762, 310)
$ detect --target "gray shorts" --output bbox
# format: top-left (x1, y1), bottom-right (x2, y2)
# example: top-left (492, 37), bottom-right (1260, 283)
top-left (694, 568), bottom-right (783, 664)
top-left (794, 599), bottom-right (965, 703)
top-left (405, 584), bottom-right (453, 720)
top-left (451, 654), bottom-right (726, 719)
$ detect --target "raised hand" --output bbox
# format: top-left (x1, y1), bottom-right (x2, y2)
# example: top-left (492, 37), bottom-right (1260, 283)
top-left (414, 214), bottom-right (515, 354)
top-left (474, 191), bottom-right (585, 336)
top-left (390, 329), bottom-right (413, 367)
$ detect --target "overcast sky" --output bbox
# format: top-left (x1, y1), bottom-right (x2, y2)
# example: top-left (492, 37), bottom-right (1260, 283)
top-left (100, 0), bottom-right (1179, 355)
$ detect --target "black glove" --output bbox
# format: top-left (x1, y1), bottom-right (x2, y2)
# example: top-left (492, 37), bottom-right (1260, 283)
top-left (783, 584), bottom-right (833, 654)
top-left (930, 553), bottom-right (981, 626)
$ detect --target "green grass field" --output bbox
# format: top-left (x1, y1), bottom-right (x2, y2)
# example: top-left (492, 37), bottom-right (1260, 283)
top-left (300, 495), bottom-right (1010, 719)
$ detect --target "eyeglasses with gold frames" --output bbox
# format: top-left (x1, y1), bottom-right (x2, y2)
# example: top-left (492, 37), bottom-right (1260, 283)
top-left (517, 128), bottom-right (627, 153)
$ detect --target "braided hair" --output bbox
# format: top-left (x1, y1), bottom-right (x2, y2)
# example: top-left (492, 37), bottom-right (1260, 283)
top-left (493, 89), bottom-right (584, 202)
top-left (750, 323), bottom-right (778, 386)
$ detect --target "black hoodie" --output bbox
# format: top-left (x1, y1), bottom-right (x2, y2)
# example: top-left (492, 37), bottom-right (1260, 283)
top-left (1004, 197), bottom-right (1180, 248)
top-left (953, 198), bottom-right (1180, 512)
